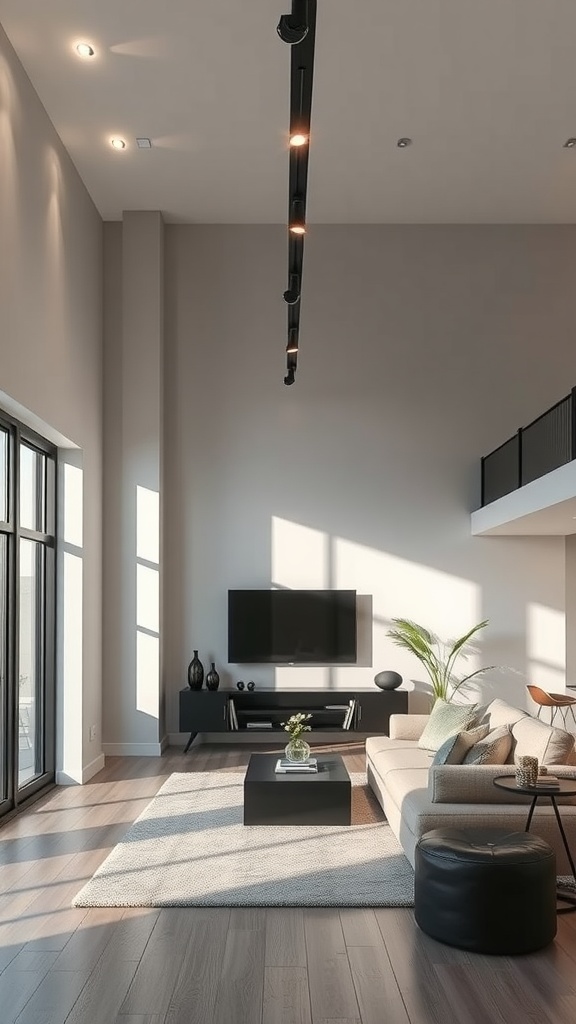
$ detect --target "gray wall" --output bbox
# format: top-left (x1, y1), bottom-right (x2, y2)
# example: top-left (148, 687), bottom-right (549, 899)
top-left (0, 25), bottom-right (103, 779)
top-left (157, 225), bottom-right (575, 734)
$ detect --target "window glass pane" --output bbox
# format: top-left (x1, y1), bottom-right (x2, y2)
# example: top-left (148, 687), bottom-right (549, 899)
top-left (19, 539), bottom-right (43, 787)
top-left (0, 428), bottom-right (7, 522)
top-left (20, 444), bottom-right (45, 532)
top-left (0, 535), bottom-right (7, 802)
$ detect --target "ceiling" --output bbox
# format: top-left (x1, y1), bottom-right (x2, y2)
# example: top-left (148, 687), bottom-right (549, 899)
top-left (3, 1), bottom-right (576, 223)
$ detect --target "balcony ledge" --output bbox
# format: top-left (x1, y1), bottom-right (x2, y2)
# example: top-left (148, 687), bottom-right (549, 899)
top-left (472, 460), bottom-right (576, 536)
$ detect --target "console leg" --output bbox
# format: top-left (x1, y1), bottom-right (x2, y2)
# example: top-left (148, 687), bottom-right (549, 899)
top-left (184, 731), bottom-right (198, 753)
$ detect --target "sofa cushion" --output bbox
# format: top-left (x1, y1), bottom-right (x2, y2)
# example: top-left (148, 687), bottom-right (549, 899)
top-left (417, 700), bottom-right (478, 752)
top-left (511, 716), bottom-right (575, 765)
top-left (380, 767), bottom-right (431, 811)
top-left (429, 763), bottom-right (576, 804)
top-left (483, 698), bottom-right (529, 731)
top-left (463, 724), bottom-right (513, 765)
top-left (366, 736), bottom-right (433, 777)
top-left (432, 724), bottom-right (489, 765)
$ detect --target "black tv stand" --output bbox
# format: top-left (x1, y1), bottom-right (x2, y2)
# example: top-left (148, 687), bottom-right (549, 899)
top-left (179, 687), bottom-right (407, 751)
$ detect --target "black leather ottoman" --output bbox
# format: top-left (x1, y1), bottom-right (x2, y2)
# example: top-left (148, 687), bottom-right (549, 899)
top-left (414, 828), bottom-right (557, 954)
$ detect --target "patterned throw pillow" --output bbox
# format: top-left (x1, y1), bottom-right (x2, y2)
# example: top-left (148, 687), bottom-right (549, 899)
top-left (463, 724), bottom-right (512, 765)
top-left (418, 700), bottom-right (478, 753)
top-left (432, 724), bottom-right (490, 765)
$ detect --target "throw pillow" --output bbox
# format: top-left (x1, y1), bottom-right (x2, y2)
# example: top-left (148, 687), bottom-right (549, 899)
top-left (432, 724), bottom-right (490, 765)
top-left (463, 724), bottom-right (512, 765)
top-left (418, 700), bottom-right (478, 753)
top-left (511, 716), bottom-right (575, 765)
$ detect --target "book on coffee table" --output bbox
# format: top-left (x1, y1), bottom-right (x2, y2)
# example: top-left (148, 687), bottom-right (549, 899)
top-left (275, 758), bottom-right (318, 774)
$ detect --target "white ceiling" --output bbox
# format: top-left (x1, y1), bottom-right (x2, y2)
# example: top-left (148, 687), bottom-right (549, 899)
top-left (3, 0), bottom-right (576, 223)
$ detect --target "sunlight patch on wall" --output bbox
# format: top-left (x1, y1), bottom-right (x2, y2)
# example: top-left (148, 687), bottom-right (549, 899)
top-left (270, 517), bottom-right (481, 692)
top-left (271, 515), bottom-right (330, 688)
top-left (333, 537), bottom-right (481, 689)
top-left (271, 515), bottom-right (328, 589)
top-left (63, 462), bottom-right (83, 548)
top-left (137, 484), bottom-right (159, 563)
top-left (136, 485), bottom-right (160, 715)
top-left (527, 602), bottom-right (566, 691)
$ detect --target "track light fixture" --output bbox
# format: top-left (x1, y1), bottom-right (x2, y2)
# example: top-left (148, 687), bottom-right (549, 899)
top-left (289, 198), bottom-right (306, 235)
top-left (283, 274), bottom-right (301, 305)
top-left (277, 1), bottom-right (309, 45)
top-left (286, 329), bottom-right (299, 353)
top-left (278, 1), bottom-right (317, 385)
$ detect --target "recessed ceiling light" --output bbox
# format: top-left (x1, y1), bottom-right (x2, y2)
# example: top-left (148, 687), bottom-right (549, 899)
top-left (289, 133), bottom-right (308, 147)
top-left (136, 138), bottom-right (152, 149)
top-left (76, 42), bottom-right (95, 58)
top-left (564, 138), bottom-right (576, 149)
top-left (397, 137), bottom-right (412, 148)
top-left (110, 137), bottom-right (126, 150)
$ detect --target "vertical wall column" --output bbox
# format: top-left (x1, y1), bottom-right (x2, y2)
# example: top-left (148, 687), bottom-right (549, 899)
top-left (102, 212), bottom-right (165, 754)
top-left (566, 536), bottom-right (576, 690)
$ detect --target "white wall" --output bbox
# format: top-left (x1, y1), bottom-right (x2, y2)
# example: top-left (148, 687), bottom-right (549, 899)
top-left (157, 225), bottom-right (576, 732)
top-left (0, 25), bottom-right (103, 780)
top-left (102, 214), bottom-right (165, 754)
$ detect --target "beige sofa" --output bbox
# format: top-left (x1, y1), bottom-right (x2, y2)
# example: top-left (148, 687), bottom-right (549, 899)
top-left (366, 698), bottom-right (576, 874)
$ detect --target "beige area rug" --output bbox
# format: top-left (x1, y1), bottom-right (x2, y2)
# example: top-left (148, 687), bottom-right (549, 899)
top-left (72, 771), bottom-right (414, 908)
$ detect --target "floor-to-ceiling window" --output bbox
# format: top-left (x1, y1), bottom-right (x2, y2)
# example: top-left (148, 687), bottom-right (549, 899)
top-left (0, 411), bottom-right (56, 819)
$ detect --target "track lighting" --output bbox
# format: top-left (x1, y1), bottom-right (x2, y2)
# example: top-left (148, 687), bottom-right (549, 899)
top-left (278, 1), bottom-right (317, 385)
top-left (289, 198), bottom-right (306, 235)
top-left (277, 1), bottom-right (309, 45)
top-left (286, 329), bottom-right (299, 354)
top-left (283, 275), bottom-right (301, 305)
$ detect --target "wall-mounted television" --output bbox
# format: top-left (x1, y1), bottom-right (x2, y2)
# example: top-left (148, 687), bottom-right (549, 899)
top-left (228, 589), bottom-right (357, 665)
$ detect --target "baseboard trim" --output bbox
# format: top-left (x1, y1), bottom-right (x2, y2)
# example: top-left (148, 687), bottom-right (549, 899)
top-left (102, 741), bottom-right (166, 757)
top-left (56, 753), bottom-right (105, 786)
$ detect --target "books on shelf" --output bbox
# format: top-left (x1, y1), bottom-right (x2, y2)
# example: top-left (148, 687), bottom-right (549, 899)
top-left (228, 699), bottom-right (238, 731)
top-left (343, 699), bottom-right (356, 730)
top-left (246, 721), bottom-right (273, 729)
top-left (275, 758), bottom-right (318, 774)
top-left (325, 704), bottom-right (349, 710)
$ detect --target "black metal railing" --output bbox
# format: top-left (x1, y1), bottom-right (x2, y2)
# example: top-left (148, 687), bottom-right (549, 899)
top-left (481, 387), bottom-right (576, 506)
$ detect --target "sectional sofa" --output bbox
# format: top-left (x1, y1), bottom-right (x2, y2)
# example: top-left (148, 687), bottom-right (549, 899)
top-left (366, 698), bottom-right (576, 874)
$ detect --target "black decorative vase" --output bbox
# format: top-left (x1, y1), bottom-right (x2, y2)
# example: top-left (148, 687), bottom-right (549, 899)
top-left (374, 670), bottom-right (403, 691)
top-left (187, 651), bottom-right (204, 690)
top-left (206, 663), bottom-right (220, 691)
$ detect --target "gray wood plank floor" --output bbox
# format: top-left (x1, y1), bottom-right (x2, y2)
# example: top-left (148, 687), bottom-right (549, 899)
top-left (1, 741), bottom-right (576, 1023)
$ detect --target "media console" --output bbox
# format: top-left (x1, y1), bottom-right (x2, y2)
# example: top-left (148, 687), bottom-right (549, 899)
top-left (179, 687), bottom-right (408, 752)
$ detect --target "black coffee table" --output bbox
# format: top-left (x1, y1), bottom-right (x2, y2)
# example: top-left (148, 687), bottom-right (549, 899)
top-left (243, 752), bottom-right (351, 826)
top-left (494, 774), bottom-right (576, 913)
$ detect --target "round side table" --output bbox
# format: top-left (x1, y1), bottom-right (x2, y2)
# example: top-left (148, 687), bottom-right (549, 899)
top-left (493, 774), bottom-right (576, 913)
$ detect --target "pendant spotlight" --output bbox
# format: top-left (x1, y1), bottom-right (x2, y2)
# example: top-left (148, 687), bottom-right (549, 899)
top-left (277, 1), bottom-right (317, 386)
top-left (283, 274), bottom-right (301, 305)
top-left (277, 0), bottom-right (309, 45)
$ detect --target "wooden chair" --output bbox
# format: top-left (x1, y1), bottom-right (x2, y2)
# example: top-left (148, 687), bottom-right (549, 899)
top-left (526, 685), bottom-right (576, 727)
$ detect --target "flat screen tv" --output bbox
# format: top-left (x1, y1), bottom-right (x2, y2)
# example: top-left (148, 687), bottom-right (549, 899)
top-left (228, 589), bottom-right (357, 664)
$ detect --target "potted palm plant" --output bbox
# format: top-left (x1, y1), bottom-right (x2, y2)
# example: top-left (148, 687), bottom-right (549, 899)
top-left (386, 618), bottom-right (495, 704)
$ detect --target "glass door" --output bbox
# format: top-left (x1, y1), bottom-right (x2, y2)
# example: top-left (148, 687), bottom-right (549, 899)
top-left (0, 415), bottom-right (55, 819)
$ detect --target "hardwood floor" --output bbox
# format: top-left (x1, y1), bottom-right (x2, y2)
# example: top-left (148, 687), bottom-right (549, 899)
top-left (1, 741), bottom-right (576, 1023)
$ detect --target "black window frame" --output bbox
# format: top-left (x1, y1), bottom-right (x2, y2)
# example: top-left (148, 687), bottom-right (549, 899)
top-left (0, 408), bottom-right (56, 820)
